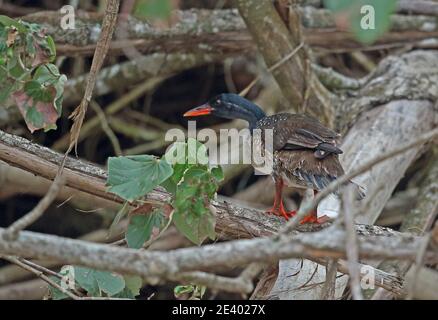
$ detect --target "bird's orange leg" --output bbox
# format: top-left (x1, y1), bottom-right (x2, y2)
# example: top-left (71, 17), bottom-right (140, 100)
top-left (299, 190), bottom-right (330, 224)
top-left (266, 179), bottom-right (296, 220)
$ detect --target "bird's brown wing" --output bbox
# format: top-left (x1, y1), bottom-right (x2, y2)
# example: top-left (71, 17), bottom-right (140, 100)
top-left (257, 113), bottom-right (342, 157)
top-left (276, 150), bottom-right (365, 199)
top-left (276, 150), bottom-right (344, 189)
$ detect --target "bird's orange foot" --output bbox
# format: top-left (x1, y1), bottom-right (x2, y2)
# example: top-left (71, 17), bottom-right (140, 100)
top-left (300, 213), bottom-right (330, 224)
top-left (266, 203), bottom-right (296, 221)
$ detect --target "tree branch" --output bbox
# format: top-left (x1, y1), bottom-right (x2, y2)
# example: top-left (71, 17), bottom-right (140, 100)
top-left (2, 173), bottom-right (65, 241)
top-left (22, 9), bottom-right (438, 56)
top-left (0, 224), bottom-right (436, 284)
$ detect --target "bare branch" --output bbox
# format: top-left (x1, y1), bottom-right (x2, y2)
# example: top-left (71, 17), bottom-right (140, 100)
top-left (2, 173), bottom-right (65, 241)
top-left (320, 259), bottom-right (338, 300)
top-left (0, 223), bottom-right (437, 285)
top-left (342, 187), bottom-right (363, 300)
top-left (0, 255), bottom-right (80, 300)
top-left (22, 9), bottom-right (438, 57)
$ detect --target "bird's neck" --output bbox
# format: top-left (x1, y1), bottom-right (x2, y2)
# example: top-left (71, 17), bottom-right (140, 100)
top-left (231, 100), bottom-right (266, 130)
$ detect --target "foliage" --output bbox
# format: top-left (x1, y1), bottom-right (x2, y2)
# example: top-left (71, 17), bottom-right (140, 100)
top-left (48, 139), bottom-right (223, 299)
top-left (107, 139), bottom-right (223, 246)
top-left (125, 208), bottom-right (167, 249)
top-left (48, 266), bottom-right (141, 299)
top-left (163, 139), bottom-right (223, 244)
top-left (174, 284), bottom-right (207, 300)
top-left (0, 15), bottom-right (66, 132)
top-left (324, 0), bottom-right (397, 44)
top-left (107, 155), bottom-right (173, 201)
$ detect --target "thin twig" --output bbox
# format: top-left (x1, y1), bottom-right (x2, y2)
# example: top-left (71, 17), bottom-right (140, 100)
top-left (90, 101), bottom-right (122, 156)
top-left (18, 258), bottom-right (63, 280)
top-left (239, 42), bottom-right (304, 97)
top-left (0, 255), bottom-right (80, 300)
top-left (342, 186), bottom-right (363, 300)
top-left (2, 173), bottom-right (66, 241)
top-left (0, 255), bottom-right (132, 300)
top-left (320, 259), bottom-right (338, 300)
top-left (407, 233), bottom-right (432, 299)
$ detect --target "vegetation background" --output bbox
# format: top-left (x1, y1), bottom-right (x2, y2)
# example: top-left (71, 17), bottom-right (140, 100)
top-left (0, 0), bottom-right (436, 300)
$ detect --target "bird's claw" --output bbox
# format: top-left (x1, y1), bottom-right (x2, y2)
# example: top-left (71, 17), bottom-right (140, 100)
top-left (300, 214), bottom-right (330, 224)
top-left (266, 203), bottom-right (296, 221)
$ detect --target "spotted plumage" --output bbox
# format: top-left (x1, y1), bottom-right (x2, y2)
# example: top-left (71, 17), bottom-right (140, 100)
top-left (253, 112), bottom-right (363, 197)
top-left (184, 93), bottom-right (365, 222)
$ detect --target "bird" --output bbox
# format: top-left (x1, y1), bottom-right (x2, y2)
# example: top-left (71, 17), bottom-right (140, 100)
top-left (184, 93), bottom-right (365, 223)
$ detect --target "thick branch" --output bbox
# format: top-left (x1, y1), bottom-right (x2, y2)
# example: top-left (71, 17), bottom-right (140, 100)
top-left (22, 9), bottom-right (438, 56)
top-left (0, 224), bottom-right (436, 282)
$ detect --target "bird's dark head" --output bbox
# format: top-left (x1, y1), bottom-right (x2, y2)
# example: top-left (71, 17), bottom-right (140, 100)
top-left (184, 93), bottom-right (266, 129)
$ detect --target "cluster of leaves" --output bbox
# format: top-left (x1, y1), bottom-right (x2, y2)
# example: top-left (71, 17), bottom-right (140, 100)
top-left (324, 0), bottom-right (397, 44)
top-left (0, 15), bottom-right (66, 132)
top-left (50, 139), bottom-right (222, 300)
top-left (174, 284), bottom-right (206, 300)
top-left (107, 138), bottom-right (224, 247)
top-left (49, 266), bottom-right (142, 300)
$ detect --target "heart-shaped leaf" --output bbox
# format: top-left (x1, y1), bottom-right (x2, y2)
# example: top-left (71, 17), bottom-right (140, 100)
top-left (74, 267), bottom-right (125, 297)
top-left (107, 155), bottom-right (173, 201)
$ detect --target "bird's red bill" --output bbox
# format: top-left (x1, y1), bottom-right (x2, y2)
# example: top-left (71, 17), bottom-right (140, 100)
top-left (183, 105), bottom-right (213, 117)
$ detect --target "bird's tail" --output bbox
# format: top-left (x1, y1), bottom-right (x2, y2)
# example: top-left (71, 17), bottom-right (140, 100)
top-left (333, 180), bottom-right (366, 200)
top-left (349, 180), bottom-right (366, 200)
top-left (318, 181), bottom-right (366, 218)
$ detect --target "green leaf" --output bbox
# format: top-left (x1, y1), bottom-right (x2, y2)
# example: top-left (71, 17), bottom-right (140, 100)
top-left (93, 271), bottom-right (125, 296)
top-left (26, 105), bottom-right (44, 128)
top-left (211, 166), bottom-right (224, 182)
top-left (172, 167), bottom-right (217, 245)
top-left (13, 90), bottom-right (59, 133)
top-left (161, 138), bottom-right (211, 194)
top-left (48, 276), bottom-right (69, 300)
top-left (53, 74), bottom-right (66, 114)
top-left (73, 267), bottom-right (100, 296)
top-left (174, 284), bottom-right (195, 298)
top-left (107, 155), bottom-right (173, 201)
top-left (34, 64), bottom-right (60, 85)
top-left (74, 267), bottom-right (125, 297)
top-left (0, 67), bottom-right (15, 103)
top-left (45, 35), bottom-right (56, 62)
top-left (125, 209), bottom-right (166, 249)
top-left (174, 284), bottom-right (206, 300)
top-left (324, 0), bottom-right (396, 44)
top-left (162, 139), bottom-right (221, 244)
top-left (25, 33), bottom-right (36, 57)
top-left (24, 80), bottom-right (53, 102)
top-left (7, 56), bottom-right (26, 79)
top-left (0, 16), bottom-right (65, 133)
top-left (159, 176), bottom-right (177, 194)
top-left (133, 0), bottom-right (172, 20)
top-left (124, 275), bottom-right (142, 297)
top-left (0, 15), bottom-right (27, 33)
